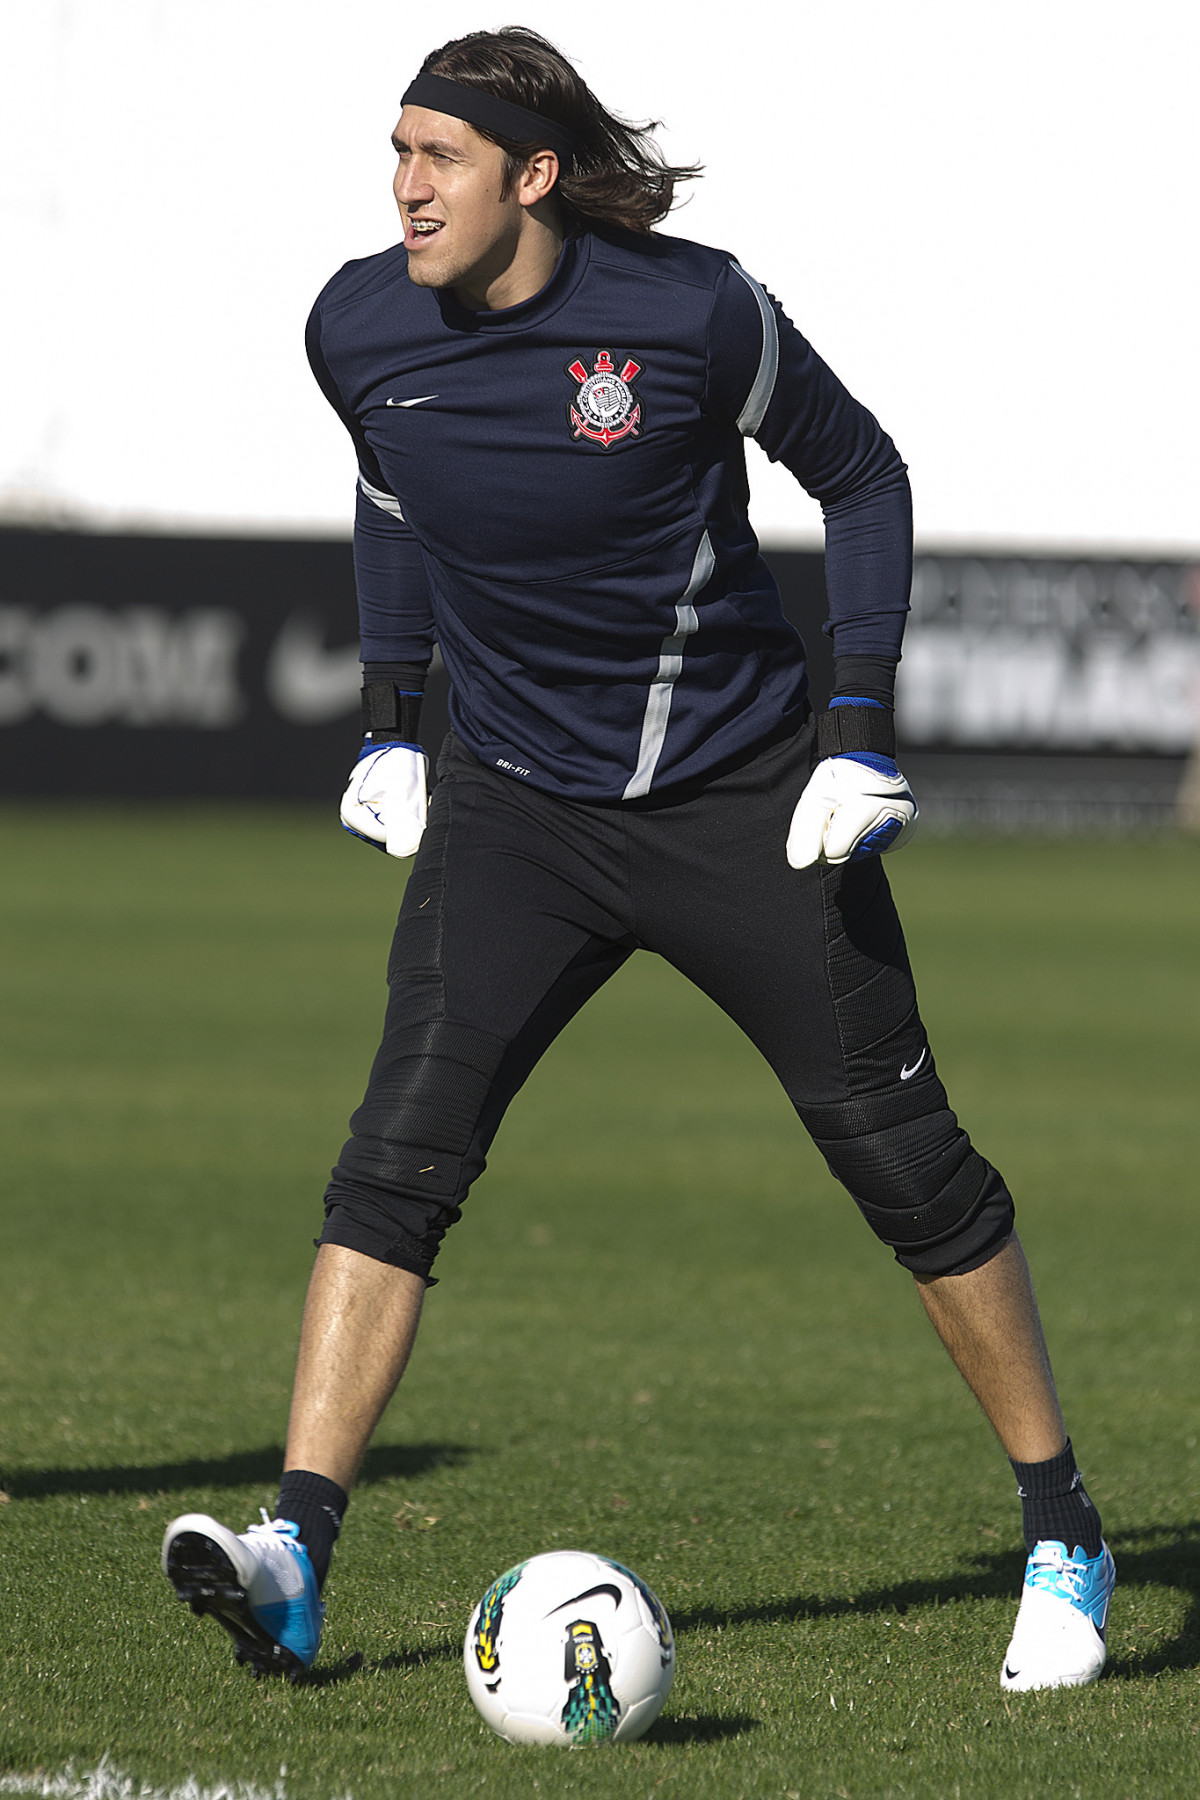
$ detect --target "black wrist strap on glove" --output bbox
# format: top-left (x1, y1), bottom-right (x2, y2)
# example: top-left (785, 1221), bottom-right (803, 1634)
top-left (816, 703), bottom-right (897, 761)
top-left (361, 661), bottom-right (427, 744)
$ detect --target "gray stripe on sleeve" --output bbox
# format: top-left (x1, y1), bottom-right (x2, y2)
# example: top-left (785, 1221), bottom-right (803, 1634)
top-left (359, 474), bottom-right (406, 521)
top-left (731, 263), bottom-right (779, 437)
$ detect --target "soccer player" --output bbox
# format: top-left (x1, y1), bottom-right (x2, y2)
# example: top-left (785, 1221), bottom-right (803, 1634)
top-left (163, 26), bottom-right (1113, 1693)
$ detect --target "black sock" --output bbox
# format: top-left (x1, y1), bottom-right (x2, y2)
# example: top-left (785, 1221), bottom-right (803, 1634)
top-left (1009, 1438), bottom-right (1102, 1558)
top-left (275, 1469), bottom-right (348, 1591)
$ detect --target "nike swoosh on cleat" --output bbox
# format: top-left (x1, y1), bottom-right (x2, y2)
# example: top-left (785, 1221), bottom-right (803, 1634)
top-left (1004, 1664), bottom-right (1020, 1681)
top-left (900, 1048), bottom-right (927, 1081)
top-left (386, 395), bottom-right (438, 407)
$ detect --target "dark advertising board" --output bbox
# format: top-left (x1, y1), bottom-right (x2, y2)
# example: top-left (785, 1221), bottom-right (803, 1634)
top-left (897, 555), bottom-right (1200, 754)
top-left (1, 529), bottom-right (1196, 809)
top-left (0, 530), bottom-right (830, 799)
top-left (1, 532), bottom-right (364, 798)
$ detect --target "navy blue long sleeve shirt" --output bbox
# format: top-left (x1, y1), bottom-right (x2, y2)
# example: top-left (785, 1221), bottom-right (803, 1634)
top-left (306, 225), bottom-right (912, 800)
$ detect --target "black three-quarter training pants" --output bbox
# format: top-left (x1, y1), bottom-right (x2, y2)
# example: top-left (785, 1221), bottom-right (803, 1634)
top-left (320, 722), bottom-right (1014, 1283)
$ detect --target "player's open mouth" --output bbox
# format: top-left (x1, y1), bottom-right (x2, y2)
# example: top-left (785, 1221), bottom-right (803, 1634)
top-left (407, 218), bottom-right (445, 243)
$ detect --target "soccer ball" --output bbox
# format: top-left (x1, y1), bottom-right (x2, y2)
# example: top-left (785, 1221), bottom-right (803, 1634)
top-left (463, 1550), bottom-right (675, 1745)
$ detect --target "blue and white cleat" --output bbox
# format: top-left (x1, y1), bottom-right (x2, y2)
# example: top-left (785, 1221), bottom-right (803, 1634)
top-left (1000, 1539), bottom-right (1115, 1691)
top-left (163, 1510), bottom-right (324, 1681)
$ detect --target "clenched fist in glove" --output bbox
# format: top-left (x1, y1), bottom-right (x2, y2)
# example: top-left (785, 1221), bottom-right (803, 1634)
top-left (340, 739), bottom-right (429, 858)
top-left (340, 671), bottom-right (430, 859)
top-left (786, 698), bottom-right (918, 870)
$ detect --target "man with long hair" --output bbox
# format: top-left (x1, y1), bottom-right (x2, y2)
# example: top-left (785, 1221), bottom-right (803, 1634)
top-left (163, 26), bottom-right (1113, 1695)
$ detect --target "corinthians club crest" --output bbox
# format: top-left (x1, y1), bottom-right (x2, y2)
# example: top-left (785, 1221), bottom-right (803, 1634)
top-left (566, 350), bottom-right (644, 446)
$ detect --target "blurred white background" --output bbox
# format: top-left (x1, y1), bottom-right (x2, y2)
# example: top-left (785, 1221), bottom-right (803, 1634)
top-left (3, 0), bottom-right (1197, 549)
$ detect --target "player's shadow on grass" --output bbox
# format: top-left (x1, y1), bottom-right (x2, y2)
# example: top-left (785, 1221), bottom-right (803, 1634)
top-left (3, 1441), bottom-right (477, 1500)
top-left (306, 1644), bottom-right (459, 1686)
top-left (1103, 1520), bottom-right (1200, 1679)
top-left (672, 1523), bottom-right (1200, 1680)
top-left (670, 1544), bottom-right (1021, 1636)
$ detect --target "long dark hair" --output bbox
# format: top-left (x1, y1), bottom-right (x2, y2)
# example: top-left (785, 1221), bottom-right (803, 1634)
top-left (418, 26), bottom-right (701, 233)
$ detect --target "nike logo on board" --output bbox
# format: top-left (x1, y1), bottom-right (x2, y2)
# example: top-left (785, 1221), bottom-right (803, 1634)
top-left (386, 395), bottom-right (438, 407)
top-left (265, 614), bottom-right (360, 723)
top-left (900, 1049), bottom-right (928, 1081)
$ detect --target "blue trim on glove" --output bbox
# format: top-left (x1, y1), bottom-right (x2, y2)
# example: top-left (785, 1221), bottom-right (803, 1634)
top-left (834, 751), bottom-right (899, 777)
top-left (850, 817), bottom-right (905, 860)
top-left (828, 696), bottom-right (887, 709)
top-left (356, 737), bottom-right (424, 762)
top-left (341, 821), bottom-right (388, 853)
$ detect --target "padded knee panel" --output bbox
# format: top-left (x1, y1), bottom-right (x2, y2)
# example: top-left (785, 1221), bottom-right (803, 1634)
top-left (322, 1017), bottom-right (509, 1278)
top-left (351, 1018), bottom-right (506, 1165)
top-left (801, 1077), bottom-right (1013, 1268)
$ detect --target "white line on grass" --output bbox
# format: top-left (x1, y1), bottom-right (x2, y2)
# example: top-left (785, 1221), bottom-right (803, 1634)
top-left (0, 1762), bottom-right (352, 1800)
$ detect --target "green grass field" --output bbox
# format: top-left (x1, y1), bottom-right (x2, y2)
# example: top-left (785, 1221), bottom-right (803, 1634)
top-left (0, 808), bottom-right (1197, 1800)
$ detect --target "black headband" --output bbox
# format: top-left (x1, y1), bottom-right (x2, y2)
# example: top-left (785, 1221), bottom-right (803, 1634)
top-left (401, 71), bottom-right (576, 173)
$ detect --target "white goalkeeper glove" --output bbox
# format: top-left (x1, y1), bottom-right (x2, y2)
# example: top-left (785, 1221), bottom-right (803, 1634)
top-left (340, 739), bottom-right (428, 859)
top-left (786, 752), bottom-right (918, 869)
